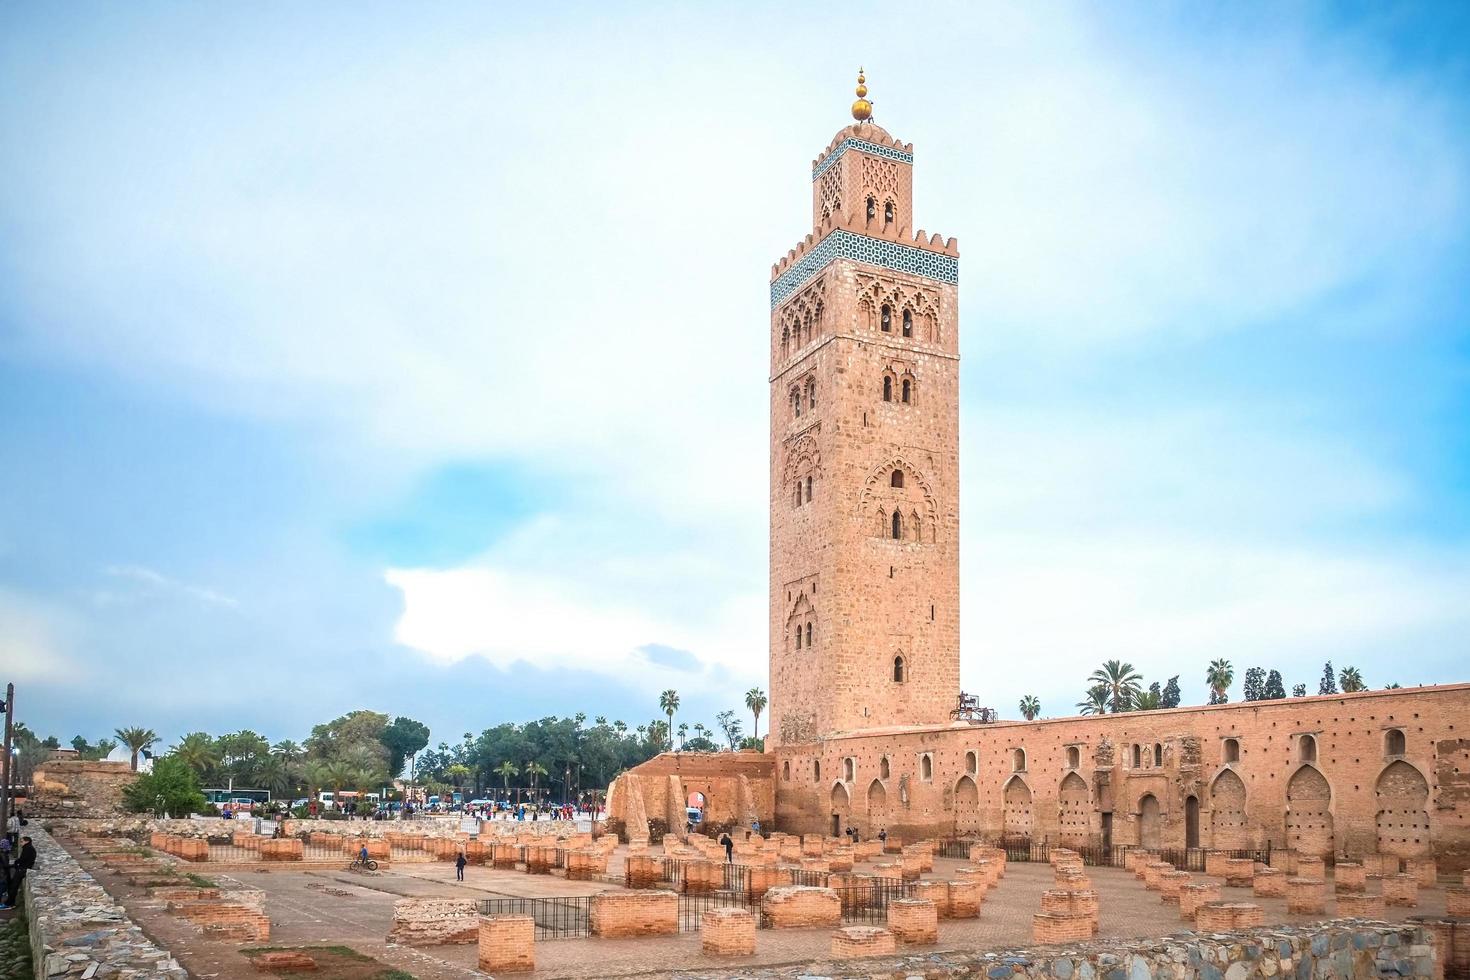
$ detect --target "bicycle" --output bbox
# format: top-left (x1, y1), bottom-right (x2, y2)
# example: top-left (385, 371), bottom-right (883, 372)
top-left (350, 855), bottom-right (379, 872)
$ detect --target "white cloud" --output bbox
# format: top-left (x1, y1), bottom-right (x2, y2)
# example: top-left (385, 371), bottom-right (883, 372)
top-left (0, 589), bottom-right (75, 682)
top-left (101, 565), bottom-right (240, 609)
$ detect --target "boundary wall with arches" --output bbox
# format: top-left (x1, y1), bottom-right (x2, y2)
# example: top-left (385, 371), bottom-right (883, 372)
top-left (767, 683), bottom-right (1470, 870)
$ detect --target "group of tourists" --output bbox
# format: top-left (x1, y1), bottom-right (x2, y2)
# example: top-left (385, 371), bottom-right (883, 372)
top-left (0, 810), bottom-right (36, 911)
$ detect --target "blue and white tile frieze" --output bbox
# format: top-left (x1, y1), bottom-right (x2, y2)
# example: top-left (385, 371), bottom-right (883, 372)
top-left (770, 230), bottom-right (958, 309)
top-left (811, 138), bottom-right (914, 181)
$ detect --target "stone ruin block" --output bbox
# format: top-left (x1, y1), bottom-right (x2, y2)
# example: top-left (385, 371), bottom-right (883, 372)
top-left (624, 853), bottom-right (662, 889)
top-left (1335, 892), bottom-right (1386, 918)
top-left (898, 851), bottom-right (924, 881)
top-left (232, 831), bottom-right (261, 850)
top-left (177, 838), bottom-right (209, 862)
top-left (1287, 877), bottom-right (1327, 915)
top-left (1179, 881), bottom-right (1223, 921)
top-left (700, 907), bottom-right (756, 957)
top-left (1195, 902), bottom-right (1265, 931)
top-left (589, 890), bottom-right (678, 938)
top-left (388, 898), bottom-right (479, 946)
top-left (1384, 873), bottom-right (1419, 908)
top-left (761, 885), bottom-right (842, 929)
top-left (1222, 857), bottom-right (1255, 887)
top-left (1144, 861), bottom-right (1173, 891)
top-left (491, 842), bottom-right (519, 868)
top-left (747, 865), bottom-right (793, 900)
top-left (1296, 856), bottom-right (1326, 880)
top-left (685, 859), bottom-right (721, 894)
top-left (1443, 885), bottom-right (1470, 918)
top-left (888, 897), bottom-right (939, 945)
top-left (827, 847), bottom-right (854, 872)
top-left (524, 846), bottom-right (554, 875)
top-left (1363, 853), bottom-right (1400, 876)
top-left (831, 925), bottom-right (895, 959)
top-left (251, 951), bottom-right (316, 973)
top-left (344, 838), bottom-right (390, 860)
top-left (904, 841), bottom-right (935, 872)
top-left (800, 857), bottom-right (830, 873)
top-left (478, 914), bottom-right (534, 973)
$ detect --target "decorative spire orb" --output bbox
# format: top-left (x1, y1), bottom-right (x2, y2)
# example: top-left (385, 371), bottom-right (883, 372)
top-left (851, 68), bottom-right (872, 122)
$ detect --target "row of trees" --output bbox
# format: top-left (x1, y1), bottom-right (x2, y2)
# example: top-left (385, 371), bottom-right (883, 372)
top-left (1018, 658), bottom-right (1388, 720)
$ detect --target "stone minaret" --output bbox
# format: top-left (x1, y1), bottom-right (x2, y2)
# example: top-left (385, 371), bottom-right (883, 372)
top-left (768, 71), bottom-right (961, 745)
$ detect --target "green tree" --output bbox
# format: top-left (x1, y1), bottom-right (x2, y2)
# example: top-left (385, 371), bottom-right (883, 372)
top-left (715, 710), bottom-right (743, 749)
top-left (1264, 670), bottom-right (1286, 700)
top-left (745, 688), bottom-right (768, 741)
top-left (1206, 658), bottom-right (1234, 705)
top-left (1133, 688), bottom-right (1162, 711)
top-left (1242, 667), bottom-right (1266, 702)
top-left (172, 732), bottom-right (220, 780)
top-left (379, 716), bottom-right (431, 780)
top-left (1018, 695), bottom-right (1041, 720)
top-left (1160, 676), bottom-right (1181, 708)
top-left (524, 760), bottom-right (548, 799)
top-left (124, 756), bottom-right (206, 816)
top-left (659, 690), bottom-right (680, 751)
top-left (1089, 660), bottom-right (1143, 713)
top-left (1318, 661), bottom-right (1338, 695)
top-left (1339, 666), bottom-right (1366, 693)
top-left (1384, 682), bottom-right (1402, 690)
top-left (114, 727), bottom-right (159, 771)
top-left (1292, 683), bottom-right (1308, 697)
top-left (493, 760), bottom-right (519, 797)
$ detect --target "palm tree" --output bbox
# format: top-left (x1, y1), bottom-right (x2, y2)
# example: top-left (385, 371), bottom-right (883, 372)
top-left (693, 723), bottom-right (708, 740)
top-left (1339, 666), bottom-right (1366, 693)
top-left (1089, 660), bottom-right (1143, 713)
top-left (1018, 695), bottom-right (1041, 721)
top-left (594, 716), bottom-right (608, 726)
top-left (1384, 682), bottom-right (1402, 690)
top-left (256, 756), bottom-right (293, 798)
top-left (1206, 658), bottom-right (1235, 704)
top-left (1133, 689), bottom-right (1162, 711)
top-left (114, 727), bottom-right (158, 772)
top-left (745, 688), bottom-right (768, 741)
top-left (613, 720), bottom-right (627, 736)
top-left (677, 723), bottom-right (688, 749)
top-left (1076, 685), bottom-right (1110, 715)
top-left (659, 690), bottom-right (680, 750)
top-left (319, 760), bottom-right (355, 805)
top-left (273, 739), bottom-right (303, 764)
top-left (171, 732), bottom-right (220, 779)
top-left (524, 760), bottom-right (548, 802)
top-left (493, 761), bottom-right (518, 798)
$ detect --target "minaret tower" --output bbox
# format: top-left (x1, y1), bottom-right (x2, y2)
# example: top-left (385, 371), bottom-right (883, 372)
top-left (768, 72), bottom-right (961, 745)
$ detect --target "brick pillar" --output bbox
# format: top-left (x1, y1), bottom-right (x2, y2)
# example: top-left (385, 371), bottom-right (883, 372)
top-left (1144, 861), bottom-right (1173, 891)
top-left (625, 854), bottom-right (661, 889)
top-left (1033, 912), bottom-right (1091, 944)
top-left (912, 880), bottom-right (951, 918)
top-left (1444, 886), bottom-right (1469, 917)
top-left (478, 915), bottom-right (533, 973)
top-left (1384, 873), bottom-right (1420, 907)
top-left (1223, 857), bottom-right (1255, 887)
top-left (700, 907), bottom-right (755, 956)
top-left (1334, 862), bottom-right (1366, 893)
top-left (1195, 903), bottom-right (1265, 931)
top-left (1041, 888), bottom-right (1099, 935)
top-left (831, 925), bottom-right (895, 958)
top-left (888, 898), bottom-right (939, 945)
top-left (1286, 877), bottom-right (1326, 915)
top-left (947, 879), bottom-right (981, 919)
top-left (1179, 882), bottom-right (1223, 922)
top-left (1159, 871), bottom-right (1192, 904)
top-left (1405, 857), bottom-right (1438, 888)
top-left (1253, 867), bottom-right (1285, 897)
top-left (1335, 893), bottom-right (1385, 918)
top-left (1297, 856), bottom-right (1325, 880)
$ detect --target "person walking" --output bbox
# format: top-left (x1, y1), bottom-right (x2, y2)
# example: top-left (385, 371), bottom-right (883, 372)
top-left (719, 832), bottom-right (734, 863)
top-left (5, 810), bottom-right (19, 848)
top-left (454, 851), bottom-right (467, 882)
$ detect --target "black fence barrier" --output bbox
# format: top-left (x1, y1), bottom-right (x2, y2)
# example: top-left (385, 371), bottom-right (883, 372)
top-left (677, 891), bottom-right (762, 932)
top-left (953, 837), bottom-right (1275, 873)
top-left (475, 896), bottom-right (593, 940)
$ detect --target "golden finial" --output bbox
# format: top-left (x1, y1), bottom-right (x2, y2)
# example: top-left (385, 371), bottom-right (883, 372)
top-left (851, 67), bottom-right (872, 122)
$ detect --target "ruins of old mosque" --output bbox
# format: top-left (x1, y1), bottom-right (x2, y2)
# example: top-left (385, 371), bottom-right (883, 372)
top-left (20, 72), bottom-right (1470, 980)
top-left (607, 72), bottom-right (1470, 870)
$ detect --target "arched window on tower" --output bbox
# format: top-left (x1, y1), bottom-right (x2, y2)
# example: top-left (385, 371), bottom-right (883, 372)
top-left (794, 481), bottom-right (802, 508)
top-left (901, 379), bottom-right (911, 403)
top-left (781, 325), bottom-right (789, 356)
top-left (1223, 738), bottom-right (1240, 763)
top-left (893, 655), bottom-right (906, 683)
top-left (866, 196), bottom-right (876, 220)
top-left (1299, 733), bottom-right (1317, 763)
top-left (1154, 743), bottom-right (1163, 767)
top-left (885, 201), bottom-right (895, 226)
top-left (890, 469), bottom-right (904, 489)
top-left (805, 475), bottom-right (812, 502)
top-left (891, 510), bottom-right (902, 540)
top-left (902, 309), bottom-right (912, 337)
top-left (806, 378), bottom-right (816, 409)
top-left (880, 304), bottom-right (892, 332)
top-left (794, 625), bottom-right (801, 649)
top-left (880, 756), bottom-right (891, 779)
top-left (792, 389), bottom-right (801, 418)
top-left (883, 376), bottom-right (892, 401)
top-left (805, 621), bottom-right (812, 646)
top-left (1131, 744), bottom-right (1142, 768)
top-left (1066, 746), bottom-right (1080, 769)
top-left (1385, 729), bottom-right (1406, 756)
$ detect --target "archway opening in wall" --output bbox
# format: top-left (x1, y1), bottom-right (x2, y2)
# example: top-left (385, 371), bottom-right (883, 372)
top-left (1299, 733), bottom-right (1317, 763)
top-left (1066, 746), bottom-right (1080, 769)
top-left (965, 750), bottom-right (978, 775)
top-left (1223, 738), bottom-right (1240, 763)
top-left (1385, 729), bottom-right (1406, 756)
top-left (1374, 760), bottom-right (1429, 857)
top-left (866, 778), bottom-right (888, 831)
top-left (1138, 793), bottom-right (1161, 849)
top-left (1210, 768), bottom-right (1248, 849)
top-left (1286, 765), bottom-right (1334, 858)
top-left (1185, 795), bottom-right (1200, 849)
top-left (1003, 775), bottom-right (1033, 840)
top-left (954, 775), bottom-right (980, 834)
top-left (879, 757), bottom-right (891, 780)
top-left (831, 781), bottom-right (850, 815)
top-left (892, 655), bottom-right (905, 682)
top-left (1012, 748), bottom-right (1026, 772)
top-left (1154, 743), bottom-right (1163, 767)
top-left (920, 754), bottom-right (933, 781)
top-left (782, 760), bottom-right (790, 781)
top-left (1132, 744), bottom-right (1142, 768)
top-left (1058, 771), bottom-right (1090, 846)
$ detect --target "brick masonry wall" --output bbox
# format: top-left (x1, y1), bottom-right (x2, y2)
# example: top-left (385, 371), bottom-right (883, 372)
top-left (589, 890), bottom-right (679, 938)
top-left (387, 898), bottom-right (479, 946)
top-left (761, 886), bottom-right (842, 928)
top-left (478, 915), bottom-right (534, 973)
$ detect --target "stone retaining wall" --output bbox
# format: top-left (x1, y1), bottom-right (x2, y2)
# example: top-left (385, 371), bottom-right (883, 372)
top-left (625, 921), bottom-right (1439, 980)
top-left (387, 898), bottom-right (479, 945)
top-left (23, 826), bottom-right (187, 980)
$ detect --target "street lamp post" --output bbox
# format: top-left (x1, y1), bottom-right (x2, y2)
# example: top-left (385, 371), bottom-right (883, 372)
top-left (0, 683), bottom-right (14, 835)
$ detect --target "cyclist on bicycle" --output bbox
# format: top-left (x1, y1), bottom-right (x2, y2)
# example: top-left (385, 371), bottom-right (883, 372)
top-left (358, 844), bottom-right (369, 866)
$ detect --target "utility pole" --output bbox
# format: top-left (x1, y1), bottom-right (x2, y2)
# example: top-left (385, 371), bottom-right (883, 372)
top-left (1, 683), bottom-right (14, 834)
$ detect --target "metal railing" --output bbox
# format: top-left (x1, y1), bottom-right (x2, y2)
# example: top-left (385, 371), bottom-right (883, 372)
top-left (959, 836), bottom-right (1276, 872)
top-left (677, 891), bottom-right (759, 932)
top-left (476, 896), bottom-right (593, 939)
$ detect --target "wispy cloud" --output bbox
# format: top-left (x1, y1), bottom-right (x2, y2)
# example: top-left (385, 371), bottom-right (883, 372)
top-left (101, 565), bottom-right (240, 609)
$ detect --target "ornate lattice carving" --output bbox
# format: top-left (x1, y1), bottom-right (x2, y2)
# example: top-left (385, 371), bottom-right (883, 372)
top-left (862, 156), bottom-right (901, 197)
top-left (775, 277), bottom-right (827, 356)
top-left (854, 273), bottom-right (941, 342)
top-left (817, 166), bottom-right (842, 219)
top-left (812, 137), bottom-right (913, 181)
top-left (858, 453), bottom-right (939, 543)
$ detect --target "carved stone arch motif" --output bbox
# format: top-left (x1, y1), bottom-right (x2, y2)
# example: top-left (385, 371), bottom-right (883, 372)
top-left (1285, 764), bottom-right (1334, 858)
top-left (1058, 771), bottom-right (1090, 845)
top-left (1209, 768), bottom-right (1248, 849)
top-left (782, 431), bottom-right (823, 487)
top-left (1374, 760), bottom-right (1430, 857)
top-left (953, 775), bottom-right (980, 834)
top-left (1002, 775), bottom-right (1033, 838)
top-left (857, 453), bottom-right (939, 542)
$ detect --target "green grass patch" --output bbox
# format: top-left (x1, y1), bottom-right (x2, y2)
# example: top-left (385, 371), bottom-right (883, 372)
top-left (184, 873), bottom-right (217, 888)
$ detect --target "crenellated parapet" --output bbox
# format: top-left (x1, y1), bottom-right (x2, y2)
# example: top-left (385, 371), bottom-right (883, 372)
top-left (811, 123), bottom-right (914, 180)
top-left (769, 209), bottom-right (959, 309)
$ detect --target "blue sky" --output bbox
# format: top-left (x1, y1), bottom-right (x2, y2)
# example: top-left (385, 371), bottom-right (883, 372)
top-left (2, 2), bottom-right (1468, 748)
